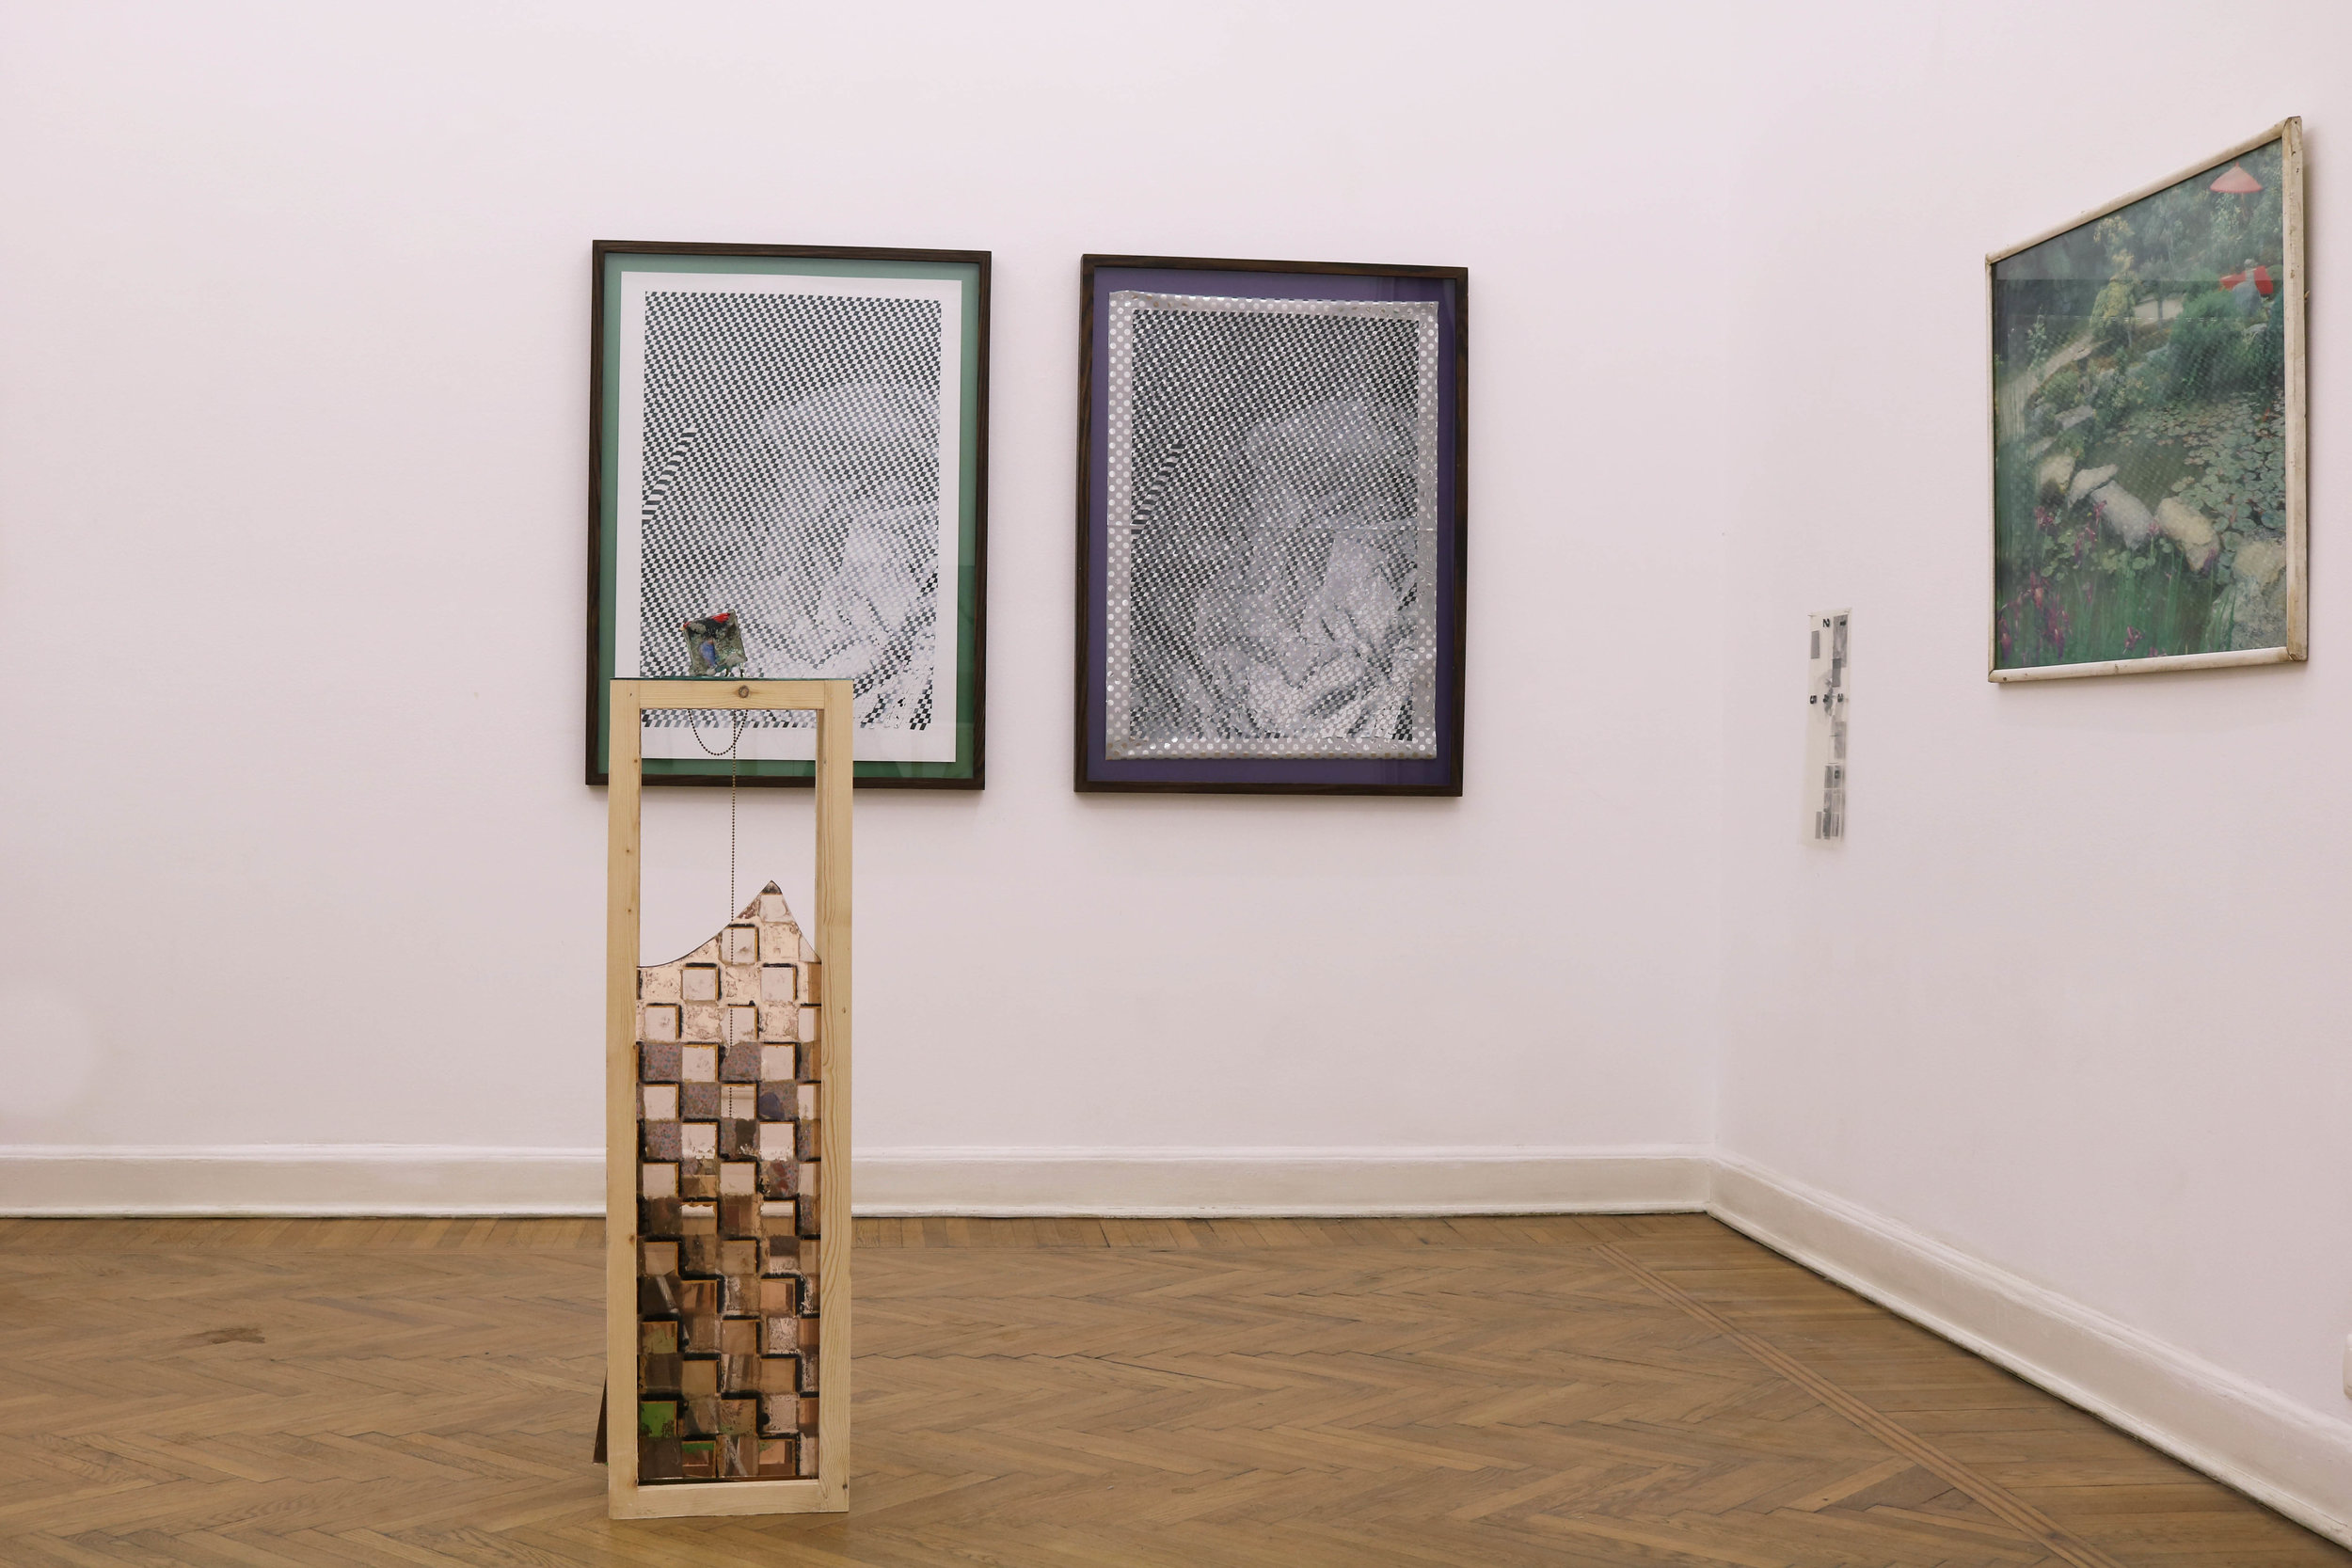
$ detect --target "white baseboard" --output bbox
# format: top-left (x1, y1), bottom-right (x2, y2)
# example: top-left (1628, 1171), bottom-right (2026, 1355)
top-left (0, 1143), bottom-right (1711, 1219)
top-left (853, 1145), bottom-right (1712, 1215)
top-left (0, 1145), bottom-right (607, 1216)
top-left (1708, 1153), bottom-right (2352, 1551)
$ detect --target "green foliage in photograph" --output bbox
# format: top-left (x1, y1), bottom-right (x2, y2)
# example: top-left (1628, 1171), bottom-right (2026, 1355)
top-left (1992, 140), bottom-right (2290, 669)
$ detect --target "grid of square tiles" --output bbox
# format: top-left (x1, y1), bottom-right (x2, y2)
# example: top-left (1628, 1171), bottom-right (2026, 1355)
top-left (634, 885), bottom-right (823, 1483)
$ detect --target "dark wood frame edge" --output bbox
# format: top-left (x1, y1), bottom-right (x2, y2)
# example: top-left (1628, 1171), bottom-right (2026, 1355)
top-left (1071, 252), bottom-right (1470, 797)
top-left (586, 240), bottom-right (993, 789)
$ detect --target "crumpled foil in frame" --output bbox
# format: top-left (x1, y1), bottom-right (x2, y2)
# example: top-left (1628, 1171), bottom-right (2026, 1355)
top-left (1105, 291), bottom-right (1441, 761)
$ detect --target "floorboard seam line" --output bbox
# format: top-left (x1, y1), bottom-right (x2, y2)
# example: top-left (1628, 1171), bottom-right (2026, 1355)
top-left (1594, 1243), bottom-right (2130, 1568)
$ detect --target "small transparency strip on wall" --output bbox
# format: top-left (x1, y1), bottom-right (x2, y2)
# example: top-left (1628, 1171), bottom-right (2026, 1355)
top-left (1804, 609), bottom-right (1850, 843)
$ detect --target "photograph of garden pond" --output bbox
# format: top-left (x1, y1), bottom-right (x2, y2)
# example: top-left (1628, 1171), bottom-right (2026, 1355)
top-left (1992, 135), bottom-right (2295, 673)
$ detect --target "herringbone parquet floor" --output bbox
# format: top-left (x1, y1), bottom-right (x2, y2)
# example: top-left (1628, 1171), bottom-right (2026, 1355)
top-left (0, 1214), bottom-right (2339, 1567)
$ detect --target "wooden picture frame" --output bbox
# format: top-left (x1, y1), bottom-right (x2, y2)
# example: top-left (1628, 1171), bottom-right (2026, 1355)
top-left (1987, 119), bottom-right (2305, 682)
top-left (589, 242), bottom-right (990, 785)
top-left (606, 678), bottom-right (852, 1517)
top-left (1074, 254), bottom-right (1469, 794)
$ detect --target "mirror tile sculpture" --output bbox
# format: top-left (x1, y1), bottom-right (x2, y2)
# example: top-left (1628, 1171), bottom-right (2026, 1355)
top-left (634, 883), bottom-right (823, 1482)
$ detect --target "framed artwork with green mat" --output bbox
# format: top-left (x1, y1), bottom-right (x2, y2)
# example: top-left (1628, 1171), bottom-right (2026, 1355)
top-left (589, 242), bottom-right (990, 784)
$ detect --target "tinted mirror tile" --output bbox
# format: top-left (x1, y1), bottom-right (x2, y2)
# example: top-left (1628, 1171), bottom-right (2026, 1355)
top-left (638, 1435), bottom-right (682, 1481)
top-left (723, 1120), bottom-right (759, 1161)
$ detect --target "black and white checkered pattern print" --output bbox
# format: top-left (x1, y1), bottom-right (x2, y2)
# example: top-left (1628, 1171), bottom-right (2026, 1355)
top-left (1104, 293), bottom-right (1440, 760)
top-left (637, 289), bottom-right (946, 736)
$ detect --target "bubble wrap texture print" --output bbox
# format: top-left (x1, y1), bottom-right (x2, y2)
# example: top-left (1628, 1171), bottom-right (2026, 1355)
top-left (636, 288), bottom-right (947, 743)
top-left (1105, 292), bottom-right (1440, 759)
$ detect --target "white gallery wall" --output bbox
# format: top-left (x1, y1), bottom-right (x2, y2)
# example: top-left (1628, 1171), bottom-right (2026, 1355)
top-left (4, 0), bottom-right (2351, 1543)
top-left (1712, 0), bottom-right (2352, 1539)
top-left (0, 2), bottom-right (1737, 1202)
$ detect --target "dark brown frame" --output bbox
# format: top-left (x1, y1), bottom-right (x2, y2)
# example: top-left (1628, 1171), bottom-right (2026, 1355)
top-left (1073, 253), bottom-right (1469, 795)
top-left (588, 241), bottom-right (992, 789)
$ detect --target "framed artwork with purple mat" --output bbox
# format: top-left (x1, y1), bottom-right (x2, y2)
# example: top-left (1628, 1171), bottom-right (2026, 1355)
top-left (1074, 255), bottom-right (1468, 795)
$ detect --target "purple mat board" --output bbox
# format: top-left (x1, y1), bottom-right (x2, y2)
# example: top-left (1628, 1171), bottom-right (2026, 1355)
top-left (1077, 261), bottom-right (1466, 794)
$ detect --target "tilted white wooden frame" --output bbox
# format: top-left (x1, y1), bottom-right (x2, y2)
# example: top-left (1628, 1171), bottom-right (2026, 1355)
top-left (1986, 118), bottom-right (2306, 683)
top-left (606, 678), bottom-right (853, 1517)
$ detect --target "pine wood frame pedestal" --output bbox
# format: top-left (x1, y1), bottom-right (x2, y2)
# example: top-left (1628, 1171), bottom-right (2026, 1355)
top-left (605, 678), bottom-right (853, 1518)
